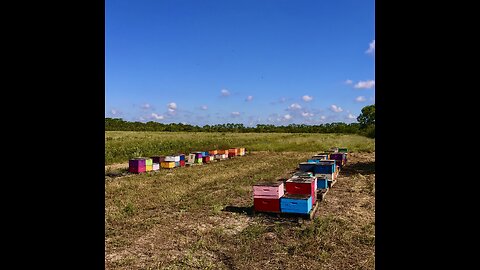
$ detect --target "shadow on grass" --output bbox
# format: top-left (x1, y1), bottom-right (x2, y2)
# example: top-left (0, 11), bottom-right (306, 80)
top-left (222, 206), bottom-right (255, 216)
top-left (340, 161), bottom-right (375, 176)
top-left (105, 168), bottom-right (129, 178)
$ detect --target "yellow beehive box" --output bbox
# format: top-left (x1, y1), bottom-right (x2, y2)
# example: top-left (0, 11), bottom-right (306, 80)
top-left (161, 161), bottom-right (175, 169)
top-left (145, 165), bottom-right (153, 171)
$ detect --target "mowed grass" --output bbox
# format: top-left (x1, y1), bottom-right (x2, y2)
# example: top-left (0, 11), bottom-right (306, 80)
top-left (105, 131), bottom-right (375, 165)
top-left (105, 151), bottom-right (375, 269)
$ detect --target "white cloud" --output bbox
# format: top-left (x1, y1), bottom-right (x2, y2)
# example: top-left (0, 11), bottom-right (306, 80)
top-left (330, 104), bottom-right (343, 113)
top-left (302, 95), bottom-right (313, 102)
top-left (320, 115), bottom-right (326, 120)
top-left (354, 80), bottom-right (375, 89)
top-left (301, 112), bottom-right (314, 117)
top-left (289, 103), bottom-right (302, 110)
top-left (231, 111), bottom-right (240, 117)
top-left (245, 95), bottom-right (253, 102)
top-left (168, 102), bottom-right (177, 110)
top-left (141, 103), bottom-right (151, 109)
top-left (366, 40), bottom-right (375, 54)
top-left (221, 89), bottom-right (230, 96)
top-left (355, 96), bottom-right (367, 102)
top-left (111, 109), bottom-right (117, 115)
top-left (284, 114), bottom-right (292, 120)
top-left (201, 105), bottom-right (208, 110)
top-left (345, 79), bottom-right (353, 85)
top-left (139, 117), bottom-right (145, 121)
top-left (151, 113), bottom-right (164, 120)
top-left (348, 113), bottom-right (356, 119)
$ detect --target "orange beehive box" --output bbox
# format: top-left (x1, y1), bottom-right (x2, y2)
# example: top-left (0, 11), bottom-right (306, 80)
top-left (209, 150), bottom-right (218, 155)
top-left (161, 161), bottom-right (175, 169)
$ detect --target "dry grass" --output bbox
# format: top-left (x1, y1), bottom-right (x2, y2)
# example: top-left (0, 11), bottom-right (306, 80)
top-left (105, 151), bottom-right (375, 269)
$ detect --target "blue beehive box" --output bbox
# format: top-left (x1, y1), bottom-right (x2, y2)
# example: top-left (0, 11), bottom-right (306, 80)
top-left (175, 161), bottom-right (180, 167)
top-left (299, 162), bottom-right (317, 172)
top-left (312, 164), bottom-right (335, 174)
top-left (317, 178), bottom-right (328, 189)
top-left (280, 194), bottom-right (313, 214)
top-left (179, 154), bottom-right (185, 161)
top-left (307, 159), bottom-right (321, 163)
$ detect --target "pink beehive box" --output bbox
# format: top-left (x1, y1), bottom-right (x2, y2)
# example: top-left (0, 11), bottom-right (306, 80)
top-left (253, 181), bottom-right (284, 199)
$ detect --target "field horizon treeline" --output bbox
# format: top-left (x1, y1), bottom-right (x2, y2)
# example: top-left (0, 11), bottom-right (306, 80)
top-left (106, 105), bottom-right (375, 138)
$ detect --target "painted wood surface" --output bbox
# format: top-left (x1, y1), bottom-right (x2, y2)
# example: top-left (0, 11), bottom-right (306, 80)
top-left (253, 182), bottom-right (284, 199)
top-left (280, 194), bottom-right (312, 214)
top-left (254, 198), bottom-right (281, 213)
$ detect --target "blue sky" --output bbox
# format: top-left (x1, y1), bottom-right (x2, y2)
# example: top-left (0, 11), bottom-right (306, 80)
top-left (106, 0), bottom-right (375, 126)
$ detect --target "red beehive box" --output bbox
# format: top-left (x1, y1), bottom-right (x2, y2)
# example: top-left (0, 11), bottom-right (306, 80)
top-left (202, 155), bottom-right (210, 163)
top-left (254, 198), bottom-right (280, 213)
top-left (228, 148), bottom-right (238, 156)
top-left (129, 165), bottom-right (146, 174)
top-left (285, 178), bottom-right (316, 205)
top-left (180, 160), bottom-right (185, 167)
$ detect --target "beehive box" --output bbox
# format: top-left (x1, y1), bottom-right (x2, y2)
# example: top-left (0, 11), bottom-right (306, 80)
top-left (254, 198), bottom-right (281, 213)
top-left (194, 157), bottom-right (203, 164)
top-left (285, 177), bottom-right (316, 205)
top-left (161, 161), bottom-right (175, 169)
top-left (145, 165), bottom-right (153, 172)
top-left (253, 182), bottom-right (284, 199)
top-left (239, 147), bottom-right (246, 156)
top-left (312, 154), bottom-right (329, 160)
top-left (129, 158), bottom-right (146, 173)
top-left (209, 150), bottom-right (218, 155)
top-left (178, 154), bottom-right (185, 161)
top-left (280, 194), bottom-right (312, 214)
top-left (312, 164), bottom-right (335, 175)
top-left (187, 154), bottom-right (196, 163)
top-left (152, 163), bottom-right (160, 171)
top-left (151, 156), bottom-right (165, 164)
top-left (203, 156), bottom-right (210, 163)
top-left (194, 152), bottom-right (203, 158)
top-left (337, 148), bottom-right (348, 153)
top-left (307, 159), bottom-right (320, 163)
top-left (175, 161), bottom-right (180, 167)
top-left (228, 148), bottom-right (237, 157)
top-left (316, 178), bottom-right (328, 189)
top-left (298, 162), bottom-right (317, 173)
top-left (180, 160), bottom-right (185, 167)
top-left (329, 153), bottom-right (345, 161)
top-left (165, 156), bottom-right (180, 162)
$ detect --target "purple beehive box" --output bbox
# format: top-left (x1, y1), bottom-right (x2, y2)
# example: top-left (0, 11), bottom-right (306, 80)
top-left (129, 158), bottom-right (146, 167)
top-left (151, 156), bottom-right (165, 164)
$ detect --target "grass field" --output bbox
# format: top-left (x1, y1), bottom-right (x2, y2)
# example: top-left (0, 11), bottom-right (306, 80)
top-left (105, 131), bottom-right (375, 165)
top-left (105, 132), bottom-right (375, 269)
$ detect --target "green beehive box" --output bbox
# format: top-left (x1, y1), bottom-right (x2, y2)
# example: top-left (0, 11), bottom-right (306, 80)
top-left (195, 158), bottom-right (203, 164)
top-left (338, 148), bottom-right (348, 153)
top-left (144, 158), bottom-right (153, 166)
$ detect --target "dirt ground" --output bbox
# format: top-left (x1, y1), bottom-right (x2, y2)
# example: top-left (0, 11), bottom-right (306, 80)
top-left (105, 152), bottom-right (375, 269)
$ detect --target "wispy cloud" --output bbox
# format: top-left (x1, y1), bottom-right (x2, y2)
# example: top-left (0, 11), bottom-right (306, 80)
top-left (366, 40), bottom-right (375, 54)
top-left (141, 103), bottom-right (151, 110)
top-left (284, 114), bottom-right (292, 120)
top-left (151, 113), bottom-right (164, 120)
top-left (354, 80), bottom-right (375, 89)
top-left (220, 89), bottom-right (230, 96)
top-left (111, 109), bottom-right (118, 115)
top-left (302, 95), bottom-right (313, 102)
top-left (320, 115), bottom-right (326, 120)
top-left (330, 104), bottom-right (343, 113)
top-left (200, 105), bottom-right (208, 110)
top-left (245, 95), bottom-right (253, 102)
top-left (347, 113), bottom-right (356, 119)
top-left (301, 112), bottom-right (314, 117)
top-left (231, 111), bottom-right (240, 117)
top-left (355, 96), bottom-right (367, 102)
top-left (345, 79), bottom-right (353, 85)
top-left (288, 103), bottom-right (302, 110)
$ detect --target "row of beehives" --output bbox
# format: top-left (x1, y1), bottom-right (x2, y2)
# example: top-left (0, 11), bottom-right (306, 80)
top-left (128, 147), bottom-right (247, 173)
top-left (252, 148), bottom-right (348, 215)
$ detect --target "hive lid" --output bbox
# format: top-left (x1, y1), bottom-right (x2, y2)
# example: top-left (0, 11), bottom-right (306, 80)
top-left (286, 177), bottom-right (315, 183)
top-left (253, 181), bottom-right (283, 187)
top-left (282, 193), bottom-right (310, 199)
top-left (299, 162), bottom-right (317, 165)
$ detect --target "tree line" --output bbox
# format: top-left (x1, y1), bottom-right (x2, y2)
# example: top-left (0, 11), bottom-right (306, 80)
top-left (106, 105), bottom-right (375, 138)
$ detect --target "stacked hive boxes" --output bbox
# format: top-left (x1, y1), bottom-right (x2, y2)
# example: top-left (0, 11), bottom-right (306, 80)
top-left (144, 158), bottom-right (153, 172)
top-left (228, 148), bottom-right (238, 158)
top-left (285, 176), bottom-right (317, 207)
top-left (129, 158), bottom-right (146, 174)
top-left (253, 182), bottom-right (284, 213)
top-left (194, 152), bottom-right (203, 164)
top-left (329, 153), bottom-right (347, 168)
top-left (186, 153), bottom-right (196, 165)
top-left (179, 154), bottom-right (186, 167)
top-left (151, 156), bottom-right (164, 171)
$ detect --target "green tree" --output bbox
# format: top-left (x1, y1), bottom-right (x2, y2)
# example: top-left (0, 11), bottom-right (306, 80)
top-left (357, 104), bottom-right (375, 128)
